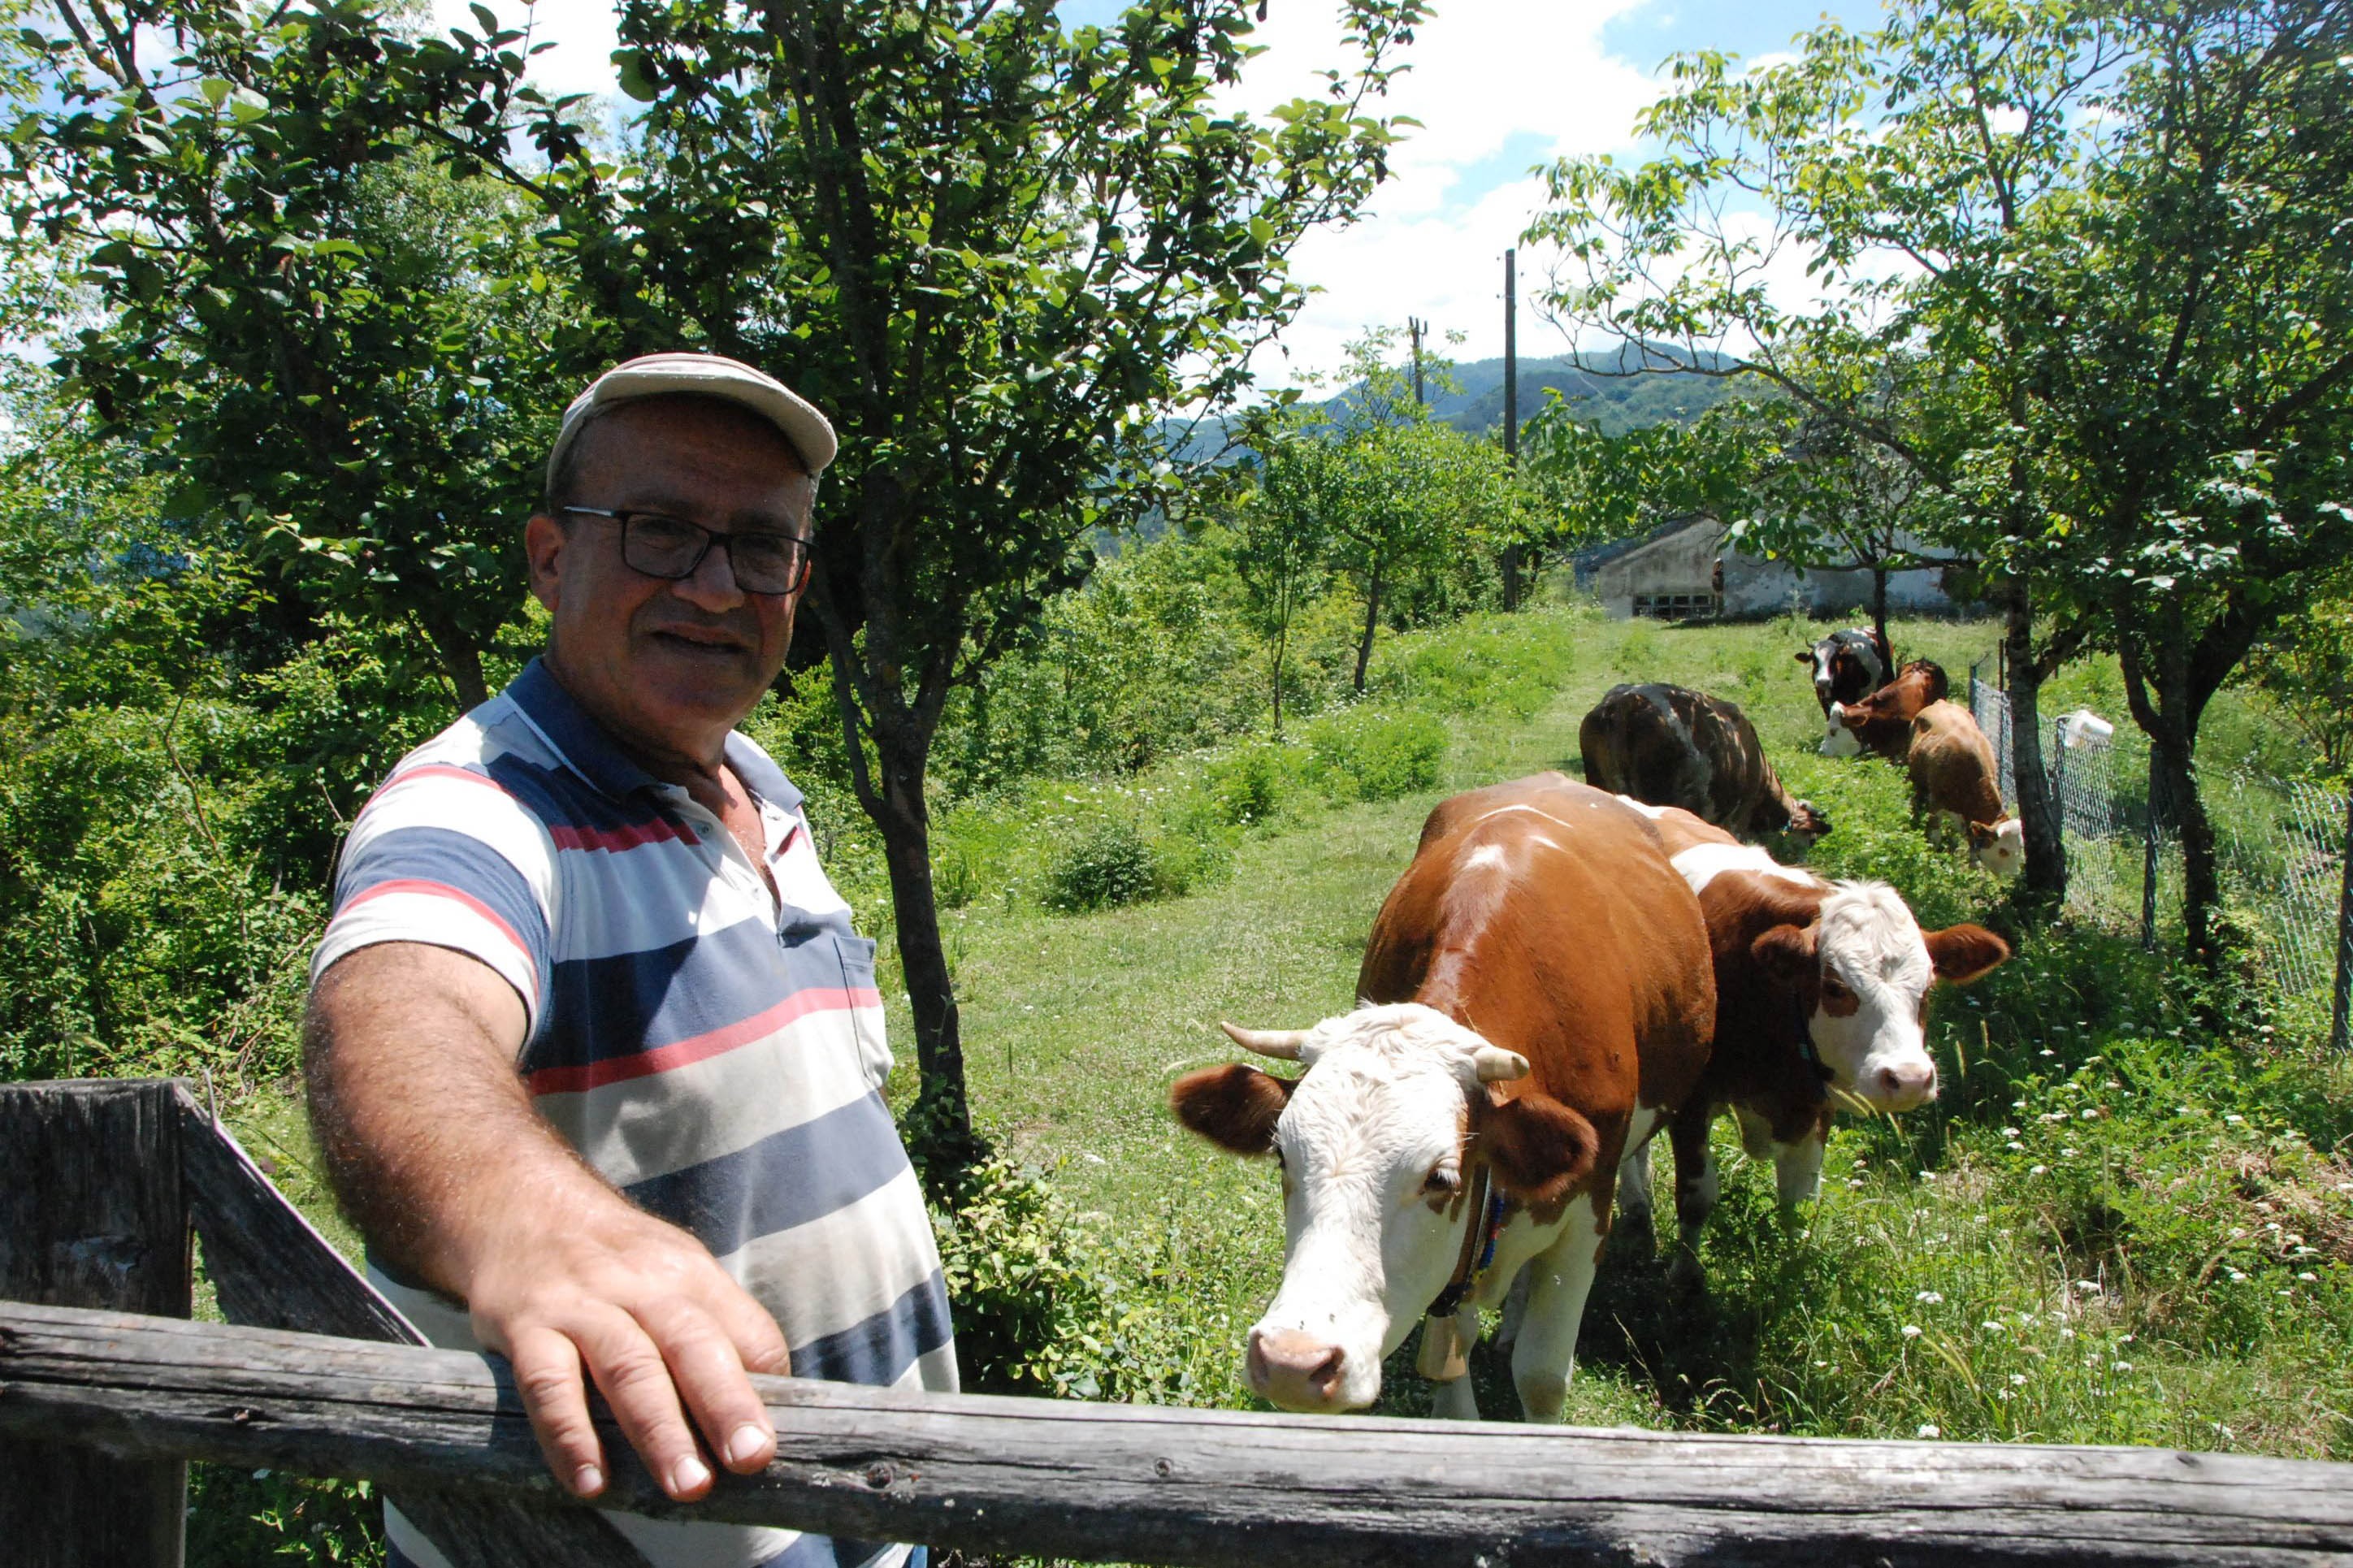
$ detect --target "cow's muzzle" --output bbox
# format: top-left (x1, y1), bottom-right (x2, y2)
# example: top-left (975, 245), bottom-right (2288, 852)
top-left (1247, 1326), bottom-right (1352, 1412)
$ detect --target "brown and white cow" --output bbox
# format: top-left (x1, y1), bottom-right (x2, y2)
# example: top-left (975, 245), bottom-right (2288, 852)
top-left (1909, 699), bottom-right (2025, 878)
top-left (1170, 775), bottom-right (1714, 1421)
top-left (1821, 658), bottom-right (1949, 760)
top-left (1580, 682), bottom-right (1829, 844)
top-left (1610, 799), bottom-right (2010, 1273)
top-left (1796, 626), bottom-right (1893, 717)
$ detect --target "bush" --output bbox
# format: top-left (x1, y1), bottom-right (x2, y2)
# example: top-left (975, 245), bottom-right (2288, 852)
top-left (1304, 706), bottom-right (1447, 802)
top-left (1042, 816), bottom-right (1162, 912)
top-left (1202, 743), bottom-right (1296, 826)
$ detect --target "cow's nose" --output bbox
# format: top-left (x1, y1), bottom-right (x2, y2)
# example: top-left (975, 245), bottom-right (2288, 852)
top-left (1875, 1061), bottom-right (1938, 1109)
top-left (1249, 1328), bottom-right (1347, 1409)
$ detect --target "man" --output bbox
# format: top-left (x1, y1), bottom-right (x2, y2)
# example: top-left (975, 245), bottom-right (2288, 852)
top-left (304, 353), bottom-right (955, 1568)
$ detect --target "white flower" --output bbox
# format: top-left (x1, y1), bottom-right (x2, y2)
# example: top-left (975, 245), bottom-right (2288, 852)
top-left (2227, 1269), bottom-right (2248, 1282)
top-left (1917, 1423), bottom-right (1941, 1439)
top-left (1901, 1324), bottom-right (1923, 1339)
top-left (2010, 1374), bottom-right (2029, 1386)
top-left (2299, 1271), bottom-right (2319, 1282)
top-left (2225, 1114), bottom-right (2245, 1125)
top-left (1982, 1321), bottom-right (2006, 1333)
top-left (1917, 1290), bottom-right (1945, 1304)
top-left (2007, 1141), bottom-right (2026, 1152)
top-left (2030, 1164), bottom-right (2048, 1176)
top-left (2074, 1280), bottom-right (2102, 1294)
top-left (2000, 1127), bottom-right (2020, 1138)
top-left (1848, 1177), bottom-right (1866, 1189)
top-left (2112, 1361), bottom-right (2133, 1372)
top-left (2080, 1108), bottom-right (2099, 1120)
top-left (2060, 1147), bottom-right (2078, 1158)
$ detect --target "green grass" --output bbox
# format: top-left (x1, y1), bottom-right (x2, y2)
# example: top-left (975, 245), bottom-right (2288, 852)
top-left (868, 603), bottom-right (2353, 1453)
top-left (199, 600), bottom-right (2353, 1568)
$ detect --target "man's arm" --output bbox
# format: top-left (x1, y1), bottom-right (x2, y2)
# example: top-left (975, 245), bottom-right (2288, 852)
top-left (303, 942), bottom-right (790, 1502)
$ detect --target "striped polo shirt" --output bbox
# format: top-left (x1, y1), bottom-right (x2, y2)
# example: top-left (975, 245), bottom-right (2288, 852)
top-left (313, 658), bottom-right (956, 1568)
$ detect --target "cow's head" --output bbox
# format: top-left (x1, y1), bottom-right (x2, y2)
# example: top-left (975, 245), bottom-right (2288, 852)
top-left (1751, 882), bottom-right (2010, 1114)
top-left (1783, 799), bottom-right (1832, 842)
top-left (1820, 708), bottom-right (1864, 758)
top-left (1968, 816), bottom-right (2026, 879)
top-left (1168, 1003), bottom-right (1597, 1414)
top-left (1802, 629), bottom-right (1892, 715)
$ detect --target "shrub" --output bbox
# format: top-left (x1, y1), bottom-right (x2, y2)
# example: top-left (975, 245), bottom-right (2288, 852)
top-left (1304, 706), bottom-right (1447, 802)
top-left (1202, 743), bottom-right (1296, 826)
top-left (1042, 816), bottom-right (1161, 912)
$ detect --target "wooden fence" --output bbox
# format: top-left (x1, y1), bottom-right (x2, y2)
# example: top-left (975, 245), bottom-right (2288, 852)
top-left (5, 1078), bottom-right (2353, 1568)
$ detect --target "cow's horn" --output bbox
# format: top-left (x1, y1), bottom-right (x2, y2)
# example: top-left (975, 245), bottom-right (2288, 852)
top-left (1220, 1020), bottom-right (1310, 1060)
top-left (1471, 1046), bottom-right (1530, 1083)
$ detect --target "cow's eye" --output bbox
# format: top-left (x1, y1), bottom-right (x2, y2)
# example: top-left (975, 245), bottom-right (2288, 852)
top-left (1422, 1167), bottom-right (1460, 1195)
top-left (1821, 973), bottom-right (1852, 1001)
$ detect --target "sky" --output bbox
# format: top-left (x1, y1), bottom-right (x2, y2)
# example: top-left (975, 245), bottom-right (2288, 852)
top-left (431, 0), bottom-right (1851, 388)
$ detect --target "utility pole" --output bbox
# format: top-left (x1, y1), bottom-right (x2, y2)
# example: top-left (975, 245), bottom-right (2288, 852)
top-left (1407, 316), bottom-right (1427, 407)
top-left (1502, 248), bottom-right (1521, 611)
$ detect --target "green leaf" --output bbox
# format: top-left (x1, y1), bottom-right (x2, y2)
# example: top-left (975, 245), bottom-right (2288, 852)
top-left (613, 50), bottom-right (657, 102)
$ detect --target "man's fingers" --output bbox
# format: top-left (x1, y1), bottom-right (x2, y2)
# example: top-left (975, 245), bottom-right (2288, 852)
top-left (643, 1297), bottom-right (777, 1475)
top-left (574, 1306), bottom-right (713, 1501)
top-left (506, 1326), bottom-right (608, 1499)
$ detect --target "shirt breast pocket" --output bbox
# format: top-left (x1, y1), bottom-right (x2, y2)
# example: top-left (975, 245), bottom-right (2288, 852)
top-left (825, 933), bottom-right (894, 1093)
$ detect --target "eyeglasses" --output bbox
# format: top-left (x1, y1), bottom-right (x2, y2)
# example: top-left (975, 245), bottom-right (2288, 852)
top-left (560, 507), bottom-right (812, 596)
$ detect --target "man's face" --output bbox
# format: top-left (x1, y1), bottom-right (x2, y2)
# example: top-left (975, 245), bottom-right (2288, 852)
top-left (525, 397), bottom-right (816, 765)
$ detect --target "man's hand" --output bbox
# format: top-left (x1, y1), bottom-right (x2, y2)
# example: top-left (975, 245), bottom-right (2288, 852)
top-left (466, 1198), bottom-right (790, 1501)
top-left (305, 941), bottom-right (788, 1501)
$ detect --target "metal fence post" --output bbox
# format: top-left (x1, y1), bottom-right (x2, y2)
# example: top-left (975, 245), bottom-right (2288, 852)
top-left (2331, 784), bottom-right (2353, 1053)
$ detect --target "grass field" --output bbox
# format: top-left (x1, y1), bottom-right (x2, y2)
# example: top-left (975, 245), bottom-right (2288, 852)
top-left (865, 602), bottom-right (2353, 1450)
top-left (205, 600), bottom-right (2353, 1562)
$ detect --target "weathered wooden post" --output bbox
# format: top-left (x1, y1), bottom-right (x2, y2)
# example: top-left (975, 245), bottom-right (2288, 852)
top-left (0, 1081), bottom-right (189, 1567)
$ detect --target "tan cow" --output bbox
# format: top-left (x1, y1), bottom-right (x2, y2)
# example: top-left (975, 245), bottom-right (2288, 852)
top-left (1909, 700), bottom-right (2025, 877)
top-left (1170, 774), bottom-right (1714, 1421)
top-left (1610, 798), bottom-right (2011, 1278)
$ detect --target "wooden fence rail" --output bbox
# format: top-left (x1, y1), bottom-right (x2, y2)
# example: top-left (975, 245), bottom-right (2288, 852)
top-left (6, 1078), bottom-right (2353, 1567)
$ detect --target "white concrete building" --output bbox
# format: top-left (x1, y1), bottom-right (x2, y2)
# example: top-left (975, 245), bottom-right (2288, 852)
top-left (1577, 515), bottom-right (1968, 622)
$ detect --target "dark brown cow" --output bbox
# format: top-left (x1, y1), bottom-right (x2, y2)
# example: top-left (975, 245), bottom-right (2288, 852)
top-left (1170, 773), bottom-right (1714, 1421)
top-left (1796, 626), bottom-right (1894, 717)
top-left (1822, 658), bottom-right (1949, 760)
top-left (1580, 682), bottom-right (1829, 843)
top-left (1614, 799), bottom-right (2010, 1276)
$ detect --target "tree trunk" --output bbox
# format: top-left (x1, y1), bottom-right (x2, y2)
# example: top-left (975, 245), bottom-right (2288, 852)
top-left (1870, 565), bottom-right (1890, 656)
top-left (414, 603), bottom-right (491, 709)
top-left (866, 724), bottom-right (981, 1180)
top-left (1353, 560), bottom-right (1384, 695)
top-left (1270, 597), bottom-right (1289, 739)
top-left (2149, 731), bottom-right (2223, 964)
top-left (1501, 544), bottom-right (1521, 612)
top-left (2003, 576), bottom-right (2068, 909)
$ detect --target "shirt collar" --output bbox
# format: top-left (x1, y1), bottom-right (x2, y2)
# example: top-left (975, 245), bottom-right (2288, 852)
top-left (507, 658), bottom-right (804, 816)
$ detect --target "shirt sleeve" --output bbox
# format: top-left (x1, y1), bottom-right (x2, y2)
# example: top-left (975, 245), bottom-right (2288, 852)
top-left (311, 762), bottom-right (558, 1038)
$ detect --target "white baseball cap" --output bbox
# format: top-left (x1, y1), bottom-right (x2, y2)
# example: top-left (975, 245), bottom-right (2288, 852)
top-left (546, 352), bottom-right (838, 492)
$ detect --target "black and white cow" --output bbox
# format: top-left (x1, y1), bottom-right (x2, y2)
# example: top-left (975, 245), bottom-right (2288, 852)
top-left (1796, 627), bottom-right (1893, 718)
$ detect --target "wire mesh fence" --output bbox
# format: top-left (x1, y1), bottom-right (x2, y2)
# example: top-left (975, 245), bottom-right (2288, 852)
top-left (1968, 661), bottom-right (2353, 1026)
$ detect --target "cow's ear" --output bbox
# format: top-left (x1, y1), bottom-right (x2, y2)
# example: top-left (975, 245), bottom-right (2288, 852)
top-left (1926, 923), bottom-right (2011, 985)
top-left (1171, 1063), bottom-right (1294, 1155)
top-left (1480, 1091), bottom-right (1597, 1209)
top-left (1750, 922), bottom-right (1818, 983)
top-left (1794, 648), bottom-right (1814, 664)
top-left (1965, 820), bottom-right (2000, 848)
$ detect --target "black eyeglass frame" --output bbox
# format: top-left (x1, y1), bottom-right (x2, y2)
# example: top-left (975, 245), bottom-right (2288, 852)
top-left (559, 505), bottom-right (814, 596)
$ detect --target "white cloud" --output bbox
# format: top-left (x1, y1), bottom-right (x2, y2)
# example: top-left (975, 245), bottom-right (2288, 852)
top-left (1218, 0), bottom-right (1668, 388)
